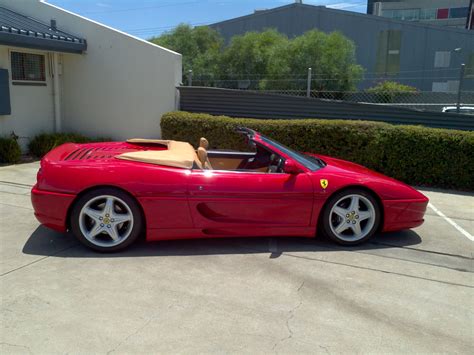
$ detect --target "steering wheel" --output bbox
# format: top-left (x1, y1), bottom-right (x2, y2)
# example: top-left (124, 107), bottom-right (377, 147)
top-left (267, 154), bottom-right (283, 173)
top-left (276, 157), bottom-right (285, 173)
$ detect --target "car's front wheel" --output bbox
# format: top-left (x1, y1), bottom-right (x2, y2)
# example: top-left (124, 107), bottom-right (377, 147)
top-left (321, 189), bottom-right (380, 245)
top-left (70, 188), bottom-right (143, 252)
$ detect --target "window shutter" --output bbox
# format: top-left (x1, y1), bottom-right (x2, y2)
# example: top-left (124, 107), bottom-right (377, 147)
top-left (0, 69), bottom-right (11, 115)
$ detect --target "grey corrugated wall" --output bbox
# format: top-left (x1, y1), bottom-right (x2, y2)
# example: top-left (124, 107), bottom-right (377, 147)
top-left (178, 87), bottom-right (474, 131)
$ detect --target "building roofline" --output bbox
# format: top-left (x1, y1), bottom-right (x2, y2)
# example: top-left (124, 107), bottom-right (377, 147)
top-left (40, 0), bottom-right (182, 57)
top-left (210, 3), bottom-right (474, 35)
top-left (210, 3), bottom-right (300, 27)
top-left (0, 32), bottom-right (85, 53)
top-left (0, 5), bottom-right (87, 53)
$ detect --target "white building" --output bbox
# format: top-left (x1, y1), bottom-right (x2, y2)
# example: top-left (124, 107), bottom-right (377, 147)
top-left (0, 0), bottom-right (182, 150)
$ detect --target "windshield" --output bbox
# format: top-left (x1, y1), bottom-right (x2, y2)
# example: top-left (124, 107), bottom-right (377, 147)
top-left (260, 135), bottom-right (324, 171)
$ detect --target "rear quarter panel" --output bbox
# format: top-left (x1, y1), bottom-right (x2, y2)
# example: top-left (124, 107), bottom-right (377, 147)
top-left (38, 152), bottom-right (193, 230)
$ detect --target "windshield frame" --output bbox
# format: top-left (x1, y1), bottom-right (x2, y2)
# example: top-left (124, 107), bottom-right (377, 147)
top-left (257, 134), bottom-right (324, 172)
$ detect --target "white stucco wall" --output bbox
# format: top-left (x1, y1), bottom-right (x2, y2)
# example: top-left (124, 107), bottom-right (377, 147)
top-left (0, 0), bottom-right (181, 143)
top-left (0, 46), bottom-right (55, 149)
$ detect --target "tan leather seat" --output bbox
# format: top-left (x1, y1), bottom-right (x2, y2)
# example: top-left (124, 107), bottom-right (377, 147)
top-left (197, 147), bottom-right (213, 170)
top-left (197, 137), bottom-right (212, 170)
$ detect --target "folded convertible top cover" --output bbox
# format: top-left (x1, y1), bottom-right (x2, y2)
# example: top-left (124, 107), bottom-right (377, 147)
top-left (126, 138), bottom-right (170, 145)
top-left (117, 141), bottom-right (200, 169)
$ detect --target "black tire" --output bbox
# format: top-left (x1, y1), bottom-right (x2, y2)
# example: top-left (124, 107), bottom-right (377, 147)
top-left (321, 188), bottom-right (381, 246)
top-left (70, 187), bottom-right (143, 252)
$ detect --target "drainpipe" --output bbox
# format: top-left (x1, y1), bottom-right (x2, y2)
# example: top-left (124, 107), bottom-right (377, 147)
top-left (52, 52), bottom-right (61, 132)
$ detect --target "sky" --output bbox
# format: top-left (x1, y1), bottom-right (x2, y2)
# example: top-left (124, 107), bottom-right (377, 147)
top-left (46, 0), bottom-right (368, 38)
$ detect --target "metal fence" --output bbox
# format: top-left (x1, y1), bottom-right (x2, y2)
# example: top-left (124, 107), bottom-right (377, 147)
top-left (178, 86), bottom-right (474, 131)
top-left (249, 90), bottom-right (474, 113)
top-left (186, 66), bottom-right (474, 113)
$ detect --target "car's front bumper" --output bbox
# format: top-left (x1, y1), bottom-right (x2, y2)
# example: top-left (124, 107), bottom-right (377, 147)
top-left (382, 198), bottom-right (429, 232)
top-left (31, 185), bottom-right (76, 232)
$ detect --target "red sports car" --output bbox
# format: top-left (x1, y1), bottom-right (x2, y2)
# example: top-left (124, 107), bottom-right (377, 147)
top-left (31, 128), bottom-right (428, 252)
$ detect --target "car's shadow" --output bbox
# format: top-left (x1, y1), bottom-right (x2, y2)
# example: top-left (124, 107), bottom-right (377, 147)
top-left (23, 225), bottom-right (422, 258)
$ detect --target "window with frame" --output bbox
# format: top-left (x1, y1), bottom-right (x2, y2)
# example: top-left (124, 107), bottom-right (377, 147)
top-left (420, 8), bottom-right (437, 20)
top-left (375, 30), bottom-right (401, 75)
top-left (466, 53), bottom-right (474, 78)
top-left (432, 82), bottom-right (448, 92)
top-left (11, 52), bottom-right (46, 83)
top-left (437, 8), bottom-right (449, 19)
top-left (385, 8), bottom-right (420, 21)
top-left (434, 51), bottom-right (451, 68)
top-left (449, 7), bottom-right (469, 19)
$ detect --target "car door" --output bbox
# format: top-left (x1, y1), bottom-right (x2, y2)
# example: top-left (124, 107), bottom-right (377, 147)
top-left (187, 169), bottom-right (314, 229)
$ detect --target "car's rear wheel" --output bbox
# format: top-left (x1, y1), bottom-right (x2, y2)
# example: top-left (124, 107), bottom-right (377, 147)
top-left (70, 188), bottom-right (143, 252)
top-left (321, 189), bottom-right (380, 245)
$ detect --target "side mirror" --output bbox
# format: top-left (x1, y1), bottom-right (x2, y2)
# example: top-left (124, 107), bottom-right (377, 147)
top-left (284, 159), bottom-right (301, 174)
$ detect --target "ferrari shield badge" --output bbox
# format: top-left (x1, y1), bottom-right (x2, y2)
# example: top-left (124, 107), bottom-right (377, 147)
top-left (320, 179), bottom-right (328, 189)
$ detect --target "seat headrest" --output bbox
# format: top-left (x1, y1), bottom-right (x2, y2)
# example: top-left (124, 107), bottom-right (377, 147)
top-left (199, 137), bottom-right (209, 149)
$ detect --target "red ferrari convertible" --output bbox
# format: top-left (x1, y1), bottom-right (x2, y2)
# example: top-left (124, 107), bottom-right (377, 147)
top-left (31, 128), bottom-right (428, 252)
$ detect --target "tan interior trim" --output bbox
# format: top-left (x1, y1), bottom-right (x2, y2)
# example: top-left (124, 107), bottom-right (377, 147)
top-left (117, 140), bottom-right (202, 169)
top-left (197, 147), bottom-right (213, 169)
top-left (209, 157), bottom-right (242, 170)
top-left (126, 138), bottom-right (170, 145)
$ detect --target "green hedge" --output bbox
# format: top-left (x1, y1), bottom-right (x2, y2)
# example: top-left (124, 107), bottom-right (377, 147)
top-left (29, 133), bottom-right (110, 158)
top-left (0, 136), bottom-right (21, 164)
top-left (161, 111), bottom-right (474, 190)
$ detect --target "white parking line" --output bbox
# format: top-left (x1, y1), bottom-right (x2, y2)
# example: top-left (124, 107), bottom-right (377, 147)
top-left (428, 203), bottom-right (474, 242)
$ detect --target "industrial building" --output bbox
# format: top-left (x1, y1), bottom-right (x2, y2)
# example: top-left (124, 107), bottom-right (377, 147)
top-left (368, 0), bottom-right (473, 29)
top-left (210, 1), bottom-right (474, 92)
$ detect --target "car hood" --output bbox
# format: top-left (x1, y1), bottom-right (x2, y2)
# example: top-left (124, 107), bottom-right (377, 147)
top-left (317, 154), bottom-right (391, 179)
top-left (306, 153), bottom-right (427, 201)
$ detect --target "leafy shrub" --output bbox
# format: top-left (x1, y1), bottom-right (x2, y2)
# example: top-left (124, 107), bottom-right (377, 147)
top-left (367, 81), bottom-right (418, 103)
top-left (29, 133), bottom-right (110, 158)
top-left (161, 111), bottom-right (474, 190)
top-left (0, 136), bottom-right (21, 164)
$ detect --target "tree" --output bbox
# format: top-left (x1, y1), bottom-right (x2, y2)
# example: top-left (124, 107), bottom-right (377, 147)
top-left (216, 29), bottom-right (289, 88)
top-left (262, 30), bottom-right (363, 92)
top-left (149, 24), bottom-right (223, 80)
top-left (150, 26), bottom-right (364, 92)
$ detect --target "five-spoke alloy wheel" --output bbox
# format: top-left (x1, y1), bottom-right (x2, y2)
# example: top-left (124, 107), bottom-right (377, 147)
top-left (321, 189), bottom-right (380, 245)
top-left (70, 188), bottom-right (143, 252)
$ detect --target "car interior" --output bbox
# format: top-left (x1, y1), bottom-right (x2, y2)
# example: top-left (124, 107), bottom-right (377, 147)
top-left (198, 137), bottom-right (285, 173)
top-left (119, 134), bottom-right (285, 173)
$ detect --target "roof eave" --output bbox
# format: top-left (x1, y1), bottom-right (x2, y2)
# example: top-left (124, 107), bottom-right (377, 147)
top-left (0, 32), bottom-right (86, 54)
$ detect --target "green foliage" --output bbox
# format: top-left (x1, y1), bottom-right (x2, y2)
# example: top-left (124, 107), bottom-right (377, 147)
top-left (218, 29), bottom-right (288, 87)
top-left (150, 26), bottom-right (363, 91)
top-left (161, 111), bottom-right (474, 190)
top-left (263, 30), bottom-right (364, 91)
top-left (149, 24), bottom-right (223, 81)
top-left (0, 136), bottom-right (21, 164)
top-left (367, 81), bottom-right (418, 103)
top-left (28, 133), bottom-right (110, 158)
